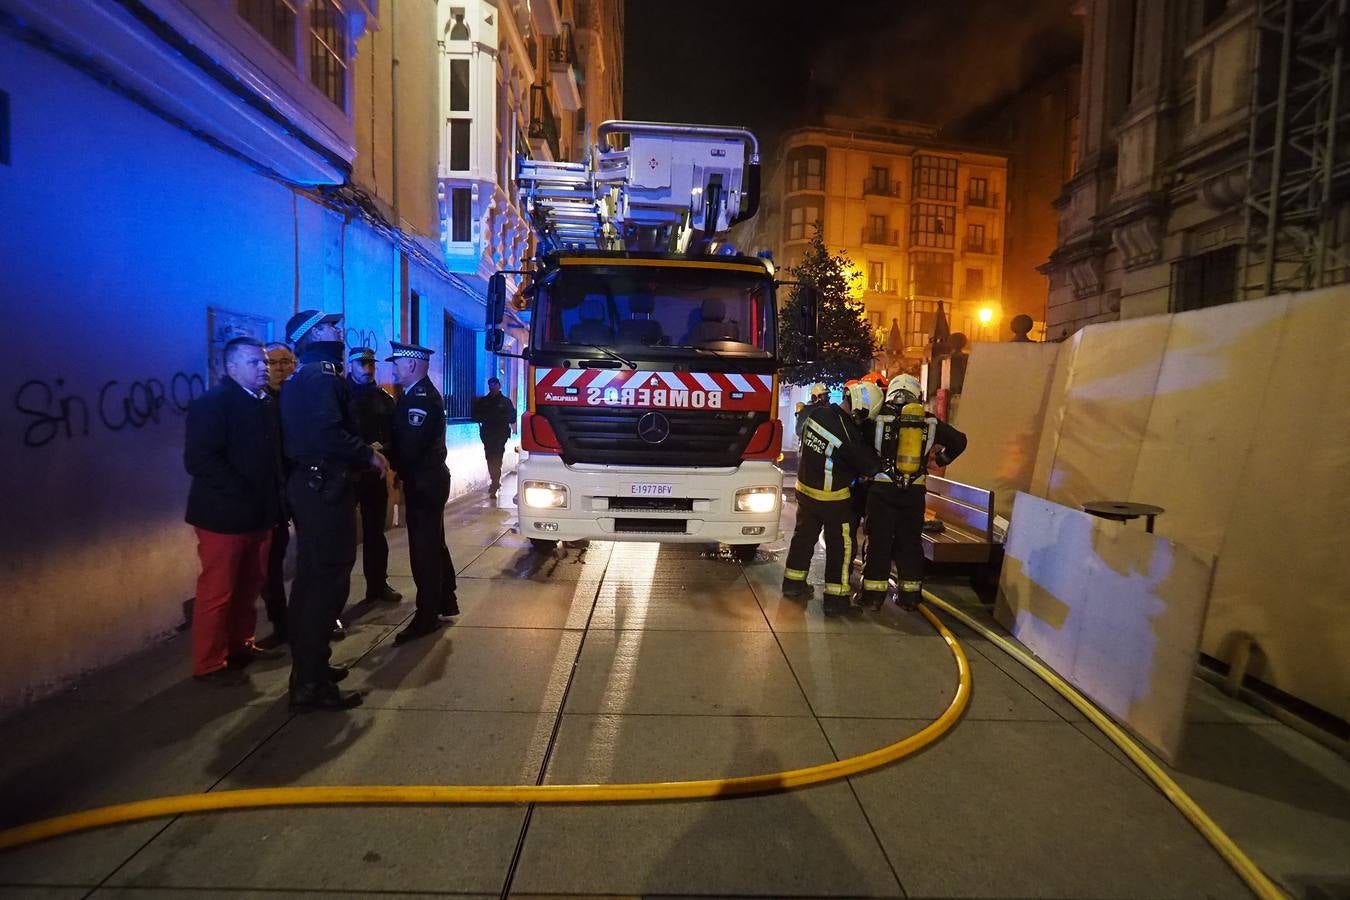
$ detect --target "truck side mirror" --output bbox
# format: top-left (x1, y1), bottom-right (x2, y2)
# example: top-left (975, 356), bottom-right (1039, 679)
top-left (485, 327), bottom-right (506, 353)
top-left (487, 272), bottom-right (507, 327)
top-left (798, 283), bottom-right (818, 338)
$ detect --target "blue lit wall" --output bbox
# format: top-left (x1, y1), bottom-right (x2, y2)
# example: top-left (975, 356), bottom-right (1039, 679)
top-left (0, 32), bottom-right (495, 709)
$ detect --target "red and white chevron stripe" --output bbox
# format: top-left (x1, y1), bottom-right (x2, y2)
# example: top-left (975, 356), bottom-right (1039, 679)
top-left (533, 367), bottom-right (774, 412)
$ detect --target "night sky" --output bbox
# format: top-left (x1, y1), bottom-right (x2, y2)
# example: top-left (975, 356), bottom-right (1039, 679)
top-left (624, 0), bottom-right (1081, 150)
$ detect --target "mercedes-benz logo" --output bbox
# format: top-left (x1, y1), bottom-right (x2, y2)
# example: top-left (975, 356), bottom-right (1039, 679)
top-left (636, 411), bottom-right (671, 444)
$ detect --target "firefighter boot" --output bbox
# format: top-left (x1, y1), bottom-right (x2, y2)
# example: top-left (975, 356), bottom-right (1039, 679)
top-left (859, 590), bottom-right (887, 610)
top-left (896, 591), bottom-right (928, 612)
top-left (782, 578), bottom-right (813, 601)
top-left (823, 593), bottom-right (852, 617)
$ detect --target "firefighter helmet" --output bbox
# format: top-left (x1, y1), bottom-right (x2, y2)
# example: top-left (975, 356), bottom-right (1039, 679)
top-left (809, 383), bottom-right (828, 398)
top-left (887, 373), bottom-right (923, 404)
top-left (861, 371), bottom-right (890, 391)
top-left (847, 381), bottom-right (885, 419)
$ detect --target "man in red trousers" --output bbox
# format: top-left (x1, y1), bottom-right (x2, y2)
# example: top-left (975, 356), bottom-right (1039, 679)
top-left (183, 336), bottom-right (286, 684)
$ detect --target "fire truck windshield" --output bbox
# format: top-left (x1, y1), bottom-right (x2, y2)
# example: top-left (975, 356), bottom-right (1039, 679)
top-left (533, 264), bottom-right (775, 357)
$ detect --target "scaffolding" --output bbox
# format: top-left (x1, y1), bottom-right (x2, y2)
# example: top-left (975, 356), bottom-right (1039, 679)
top-left (1241, 0), bottom-right (1350, 298)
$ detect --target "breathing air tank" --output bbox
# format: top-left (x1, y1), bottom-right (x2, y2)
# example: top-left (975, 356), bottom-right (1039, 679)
top-left (896, 402), bottom-right (928, 476)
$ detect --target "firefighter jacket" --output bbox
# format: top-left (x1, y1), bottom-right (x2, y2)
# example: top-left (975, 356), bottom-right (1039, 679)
top-left (870, 400), bottom-right (968, 488)
top-left (794, 403), bottom-right (881, 501)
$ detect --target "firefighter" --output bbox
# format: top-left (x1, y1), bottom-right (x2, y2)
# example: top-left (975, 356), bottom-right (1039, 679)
top-left (782, 386), bottom-right (881, 616)
top-left (859, 374), bottom-right (967, 611)
top-left (794, 382), bottom-right (830, 442)
top-left (845, 381), bottom-right (885, 570)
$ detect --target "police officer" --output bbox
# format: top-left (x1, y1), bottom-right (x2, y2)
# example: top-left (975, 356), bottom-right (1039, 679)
top-left (280, 310), bottom-right (386, 710)
top-left (386, 341), bottom-right (460, 645)
top-left (859, 374), bottom-right (968, 611)
top-left (346, 347), bottom-right (402, 610)
top-left (782, 386), bottom-right (881, 616)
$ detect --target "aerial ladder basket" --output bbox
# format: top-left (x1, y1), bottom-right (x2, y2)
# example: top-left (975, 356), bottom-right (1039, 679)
top-left (518, 120), bottom-right (760, 256)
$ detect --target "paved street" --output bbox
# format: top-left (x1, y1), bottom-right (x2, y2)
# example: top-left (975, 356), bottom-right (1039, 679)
top-left (1, 481), bottom-right (1346, 899)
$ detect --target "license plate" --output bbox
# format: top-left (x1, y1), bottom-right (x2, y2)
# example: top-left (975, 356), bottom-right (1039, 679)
top-left (629, 483), bottom-right (674, 497)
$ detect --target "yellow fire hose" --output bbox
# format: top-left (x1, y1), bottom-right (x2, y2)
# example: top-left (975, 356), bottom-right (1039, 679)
top-left (918, 592), bottom-right (1287, 900)
top-left (0, 604), bottom-right (970, 853)
top-left (0, 595), bottom-right (1292, 900)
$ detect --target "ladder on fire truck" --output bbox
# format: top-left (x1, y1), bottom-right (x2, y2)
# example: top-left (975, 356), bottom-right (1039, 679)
top-left (517, 121), bottom-right (761, 256)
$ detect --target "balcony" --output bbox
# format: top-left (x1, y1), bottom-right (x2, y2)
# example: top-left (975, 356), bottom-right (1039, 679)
top-left (964, 238), bottom-right (999, 255)
top-left (862, 228), bottom-right (899, 246)
top-left (965, 191), bottom-right (1001, 209)
top-left (868, 279), bottom-right (900, 295)
top-left (528, 85), bottom-right (561, 161)
top-left (549, 24), bottom-right (582, 111)
top-left (862, 178), bottom-right (901, 199)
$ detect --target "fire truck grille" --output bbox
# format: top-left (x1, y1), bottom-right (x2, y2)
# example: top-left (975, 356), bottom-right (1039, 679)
top-left (541, 407), bottom-right (769, 467)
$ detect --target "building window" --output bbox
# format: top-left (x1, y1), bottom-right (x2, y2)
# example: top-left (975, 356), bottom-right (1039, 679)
top-left (914, 155), bottom-right (958, 203)
top-left (910, 251), bottom-right (954, 298)
top-left (965, 267), bottom-right (985, 299)
top-left (869, 310), bottom-right (882, 328)
top-left (448, 7), bottom-right (471, 40)
top-left (786, 202), bottom-right (820, 241)
top-left (864, 165), bottom-right (892, 195)
top-left (308, 0), bottom-right (347, 110)
top-left (238, 0), bottom-right (297, 62)
top-left (912, 203), bottom-right (955, 249)
top-left (450, 58), bottom-right (471, 111)
top-left (968, 177), bottom-right (988, 205)
top-left (451, 188), bottom-right (473, 242)
top-left (1171, 246), bottom-right (1238, 312)
top-left (410, 290), bottom-right (421, 344)
top-left (443, 313), bottom-right (477, 421)
top-left (786, 146), bottom-right (825, 192)
top-left (966, 223), bottom-right (986, 253)
top-left (450, 118), bottom-right (471, 171)
top-left (868, 261), bottom-right (885, 291)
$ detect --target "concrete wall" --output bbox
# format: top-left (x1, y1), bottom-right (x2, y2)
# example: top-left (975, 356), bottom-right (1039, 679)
top-left (0, 32), bottom-right (497, 711)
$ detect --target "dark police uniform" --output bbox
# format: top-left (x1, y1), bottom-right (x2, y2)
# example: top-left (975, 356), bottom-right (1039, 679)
top-left (860, 397), bottom-right (967, 609)
top-left (346, 347), bottom-right (399, 605)
top-left (279, 310), bottom-right (371, 709)
top-left (783, 402), bottom-right (880, 615)
top-left (470, 387), bottom-right (517, 496)
top-left (387, 342), bottom-right (458, 644)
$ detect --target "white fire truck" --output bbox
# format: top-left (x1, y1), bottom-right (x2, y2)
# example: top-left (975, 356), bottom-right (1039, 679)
top-left (484, 121), bottom-right (817, 559)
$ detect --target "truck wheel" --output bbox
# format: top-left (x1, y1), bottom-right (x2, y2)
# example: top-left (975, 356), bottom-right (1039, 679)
top-left (530, 538), bottom-right (559, 554)
top-left (730, 543), bottom-right (759, 563)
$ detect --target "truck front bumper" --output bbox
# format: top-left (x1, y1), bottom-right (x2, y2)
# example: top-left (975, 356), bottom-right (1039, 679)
top-left (514, 455), bottom-right (784, 545)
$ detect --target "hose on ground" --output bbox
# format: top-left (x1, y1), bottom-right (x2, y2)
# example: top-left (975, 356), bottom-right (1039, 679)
top-left (918, 590), bottom-right (1287, 900)
top-left (0, 604), bottom-right (970, 852)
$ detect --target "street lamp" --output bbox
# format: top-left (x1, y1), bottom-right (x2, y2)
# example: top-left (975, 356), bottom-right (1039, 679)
top-left (978, 306), bottom-right (994, 324)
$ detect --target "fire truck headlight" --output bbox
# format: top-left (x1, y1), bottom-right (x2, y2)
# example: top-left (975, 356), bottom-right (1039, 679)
top-left (735, 487), bottom-right (779, 514)
top-left (523, 481), bottom-right (569, 509)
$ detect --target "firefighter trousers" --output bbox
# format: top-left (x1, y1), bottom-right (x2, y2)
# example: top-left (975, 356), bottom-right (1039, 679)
top-left (784, 490), bottom-right (856, 597)
top-left (860, 484), bottom-right (926, 604)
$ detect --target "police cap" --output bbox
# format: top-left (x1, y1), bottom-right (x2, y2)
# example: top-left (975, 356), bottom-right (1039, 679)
top-left (348, 347), bottom-right (377, 364)
top-left (285, 309), bottom-right (343, 344)
top-left (386, 340), bottom-right (435, 362)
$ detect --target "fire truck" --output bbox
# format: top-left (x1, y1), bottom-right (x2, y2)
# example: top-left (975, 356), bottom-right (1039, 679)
top-left (484, 121), bottom-right (816, 559)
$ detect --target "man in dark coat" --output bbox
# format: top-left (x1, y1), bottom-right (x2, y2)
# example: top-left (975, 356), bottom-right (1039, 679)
top-left (256, 341), bottom-right (296, 649)
top-left (280, 310), bottom-right (387, 710)
top-left (183, 337), bottom-right (285, 684)
top-left (471, 376), bottom-right (516, 498)
top-left (386, 341), bottom-right (459, 645)
top-left (346, 346), bottom-right (401, 610)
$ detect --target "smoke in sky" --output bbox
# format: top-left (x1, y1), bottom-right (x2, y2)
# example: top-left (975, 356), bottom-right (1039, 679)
top-left (806, 0), bottom-right (1081, 126)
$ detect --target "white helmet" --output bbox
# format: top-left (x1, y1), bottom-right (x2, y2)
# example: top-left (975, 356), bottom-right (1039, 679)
top-left (846, 381), bottom-right (885, 419)
top-left (887, 373), bottom-right (922, 404)
top-left (809, 382), bottom-right (829, 398)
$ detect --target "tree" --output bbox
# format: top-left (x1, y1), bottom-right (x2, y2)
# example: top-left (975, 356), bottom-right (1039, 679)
top-left (778, 227), bottom-right (878, 386)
